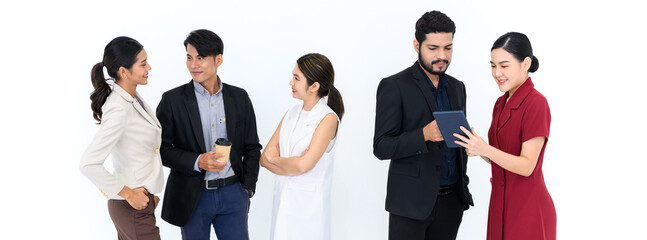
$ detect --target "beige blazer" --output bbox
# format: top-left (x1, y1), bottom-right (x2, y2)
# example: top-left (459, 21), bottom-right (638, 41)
top-left (80, 84), bottom-right (164, 200)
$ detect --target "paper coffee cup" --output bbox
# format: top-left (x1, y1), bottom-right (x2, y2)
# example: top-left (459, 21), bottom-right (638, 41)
top-left (215, 138), bottom-right (232, 163)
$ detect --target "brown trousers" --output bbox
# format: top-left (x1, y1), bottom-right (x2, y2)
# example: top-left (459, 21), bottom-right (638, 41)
top-left (107, 193), bottom-right (160, 240)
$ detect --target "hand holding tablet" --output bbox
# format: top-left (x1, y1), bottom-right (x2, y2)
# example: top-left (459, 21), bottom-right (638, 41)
top-left (432, 111), bottom-right (471, 148)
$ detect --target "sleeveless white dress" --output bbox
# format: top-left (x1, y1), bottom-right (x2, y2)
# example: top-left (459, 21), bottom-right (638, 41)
top-left (270, 98), bottom-right (339, 240)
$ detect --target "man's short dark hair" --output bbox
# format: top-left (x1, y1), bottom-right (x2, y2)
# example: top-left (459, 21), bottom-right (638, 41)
top-left (415, 11), bottom-right (456, 44)
top-left (184, 29), bottom-right (224, 57)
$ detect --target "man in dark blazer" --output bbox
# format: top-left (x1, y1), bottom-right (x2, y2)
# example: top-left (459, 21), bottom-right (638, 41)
top-left (157, 29), bottom-right (261, 240)
top-left (373, 11), bottom-right (473, 240)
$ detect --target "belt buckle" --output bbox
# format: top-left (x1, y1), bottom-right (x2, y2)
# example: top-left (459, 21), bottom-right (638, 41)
top-left (206, 179), bottom-right (218, 190)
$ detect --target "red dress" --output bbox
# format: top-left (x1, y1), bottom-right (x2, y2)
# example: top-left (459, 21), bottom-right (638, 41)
top-left (487, 78), bottom-right (556, 240)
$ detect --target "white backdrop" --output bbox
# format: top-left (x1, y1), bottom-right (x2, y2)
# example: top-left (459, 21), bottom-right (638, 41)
top-left (1, 0), bottom-right (646, 239)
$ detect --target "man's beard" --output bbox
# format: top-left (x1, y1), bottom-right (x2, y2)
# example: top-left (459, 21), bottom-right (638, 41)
top-left (419, 52), bottom-right (450, 75)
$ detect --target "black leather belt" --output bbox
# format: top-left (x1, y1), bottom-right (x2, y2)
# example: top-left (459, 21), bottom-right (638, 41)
top-left (438, 184), bottom-right (455, 196)
top-left (203, 175), bottom-right (239, 190)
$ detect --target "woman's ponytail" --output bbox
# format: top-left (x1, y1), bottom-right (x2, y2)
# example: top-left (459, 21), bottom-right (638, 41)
top-left (327, 86), bottom-right (344, 121)
top-left (90, 62), bottom-right (111, 123)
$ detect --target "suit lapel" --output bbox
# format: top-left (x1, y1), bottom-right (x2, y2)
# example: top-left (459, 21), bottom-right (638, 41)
top-left (490, 98), bottom-right (504, 147)
top-left (112, 84), bottom-right (160, 128)
top-left (497, 100), bottom-right (512, 132)
top-left (183, 82), bottom-right (207, 153)
top-left (145, 103), bottom-right (162, 128)
top-left (138, 93), bottom-right (161, 128)
top-left (222, 84), bottom-right (237, 142)
top-left (446, 79), bottom-right (461, 111)
top-left (412, 63), bottom-right (438, 114)
top-left (133, 101), bottom-right (157, 127)
top-left (133, 92), bottom-right (161, 128)
top-left (496, 78), bottom-right (535, 132)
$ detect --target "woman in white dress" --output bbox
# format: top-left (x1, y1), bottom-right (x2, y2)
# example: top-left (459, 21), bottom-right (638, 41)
top-left (260, 53), bottom-right (345, 240)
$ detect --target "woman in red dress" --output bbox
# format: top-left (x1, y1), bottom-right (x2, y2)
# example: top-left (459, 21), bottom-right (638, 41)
top-left (454, 32), bottom-right (556, 240)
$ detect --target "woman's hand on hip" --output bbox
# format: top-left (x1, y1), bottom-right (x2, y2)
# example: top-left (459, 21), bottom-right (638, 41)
top-left (123, 187), bottom-right (150, 210)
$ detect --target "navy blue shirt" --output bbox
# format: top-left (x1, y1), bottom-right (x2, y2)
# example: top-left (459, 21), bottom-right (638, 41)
top-left (425, 73), bottom-right (458, 186)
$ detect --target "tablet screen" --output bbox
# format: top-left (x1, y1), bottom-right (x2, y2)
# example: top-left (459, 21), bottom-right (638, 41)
top-left (432, 111), bottom-right (471, 148)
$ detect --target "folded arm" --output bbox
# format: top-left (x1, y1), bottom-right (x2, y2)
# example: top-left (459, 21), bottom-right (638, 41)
top-left (260, 114), bottom-right (290, 175)
top-left (262, 113), bottom-right (338, 176)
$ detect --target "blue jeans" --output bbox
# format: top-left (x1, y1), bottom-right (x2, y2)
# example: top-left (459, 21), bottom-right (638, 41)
top-left (181, 182), bottom-right (250, 240)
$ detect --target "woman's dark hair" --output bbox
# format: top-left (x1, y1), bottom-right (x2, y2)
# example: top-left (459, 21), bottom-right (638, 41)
top-left (296, 53), bottom-right (345, 121)
top-left (491, 32), bottom-right (539, 73)
top-left (90, 36), bottom-right (144, 123)
top-left (415, 10), bottom-right (456, 45)
top-left (184, 29), bottom-right (224, 57)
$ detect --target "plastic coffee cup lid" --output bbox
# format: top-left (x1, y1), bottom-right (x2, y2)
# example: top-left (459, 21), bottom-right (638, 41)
top-left (215, 138), bottom-right (232, 146)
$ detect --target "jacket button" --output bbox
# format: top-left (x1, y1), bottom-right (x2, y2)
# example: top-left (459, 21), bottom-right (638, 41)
top-left (154, 148), bottom-right (159, 154)
top-left (416, 150), bottom-right (422, 154)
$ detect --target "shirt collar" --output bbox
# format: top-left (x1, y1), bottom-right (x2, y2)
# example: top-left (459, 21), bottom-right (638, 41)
top-left (418, 65), bottom-right (448, 91)
top-left (301, 98), bottom-right (331, 124)
top-left (112, 83), bottom-right (137, 103)
top-left (505, 77), bottom-right (535, 109)
top-left (193, 77), bottom-right (224, 96)
top-left (438, 74), bottom-right (449, 89)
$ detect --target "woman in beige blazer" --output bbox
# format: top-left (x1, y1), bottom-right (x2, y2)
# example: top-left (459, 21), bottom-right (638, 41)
top-left (80, 36), bottom-right (164, 240)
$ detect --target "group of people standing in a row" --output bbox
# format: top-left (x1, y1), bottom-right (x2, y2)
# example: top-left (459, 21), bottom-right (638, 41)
top-left (80, 10), bottom-right (556, 240)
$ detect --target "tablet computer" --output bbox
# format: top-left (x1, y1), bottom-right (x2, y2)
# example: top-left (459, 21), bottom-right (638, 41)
top-left (432, 110), bottom-right (471, 148)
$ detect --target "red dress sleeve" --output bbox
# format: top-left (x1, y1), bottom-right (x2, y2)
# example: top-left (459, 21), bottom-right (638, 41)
top-left (521, 91), bottom-right (551, 142)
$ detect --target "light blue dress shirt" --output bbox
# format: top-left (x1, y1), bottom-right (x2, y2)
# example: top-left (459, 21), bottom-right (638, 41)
top-left (193, 79), bottom-right (235, 180)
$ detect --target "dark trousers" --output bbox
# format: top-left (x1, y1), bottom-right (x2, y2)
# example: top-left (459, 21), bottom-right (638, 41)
top-left (107, 193), bottom-right (160, 240)
top-left (181, 182), bottom-right (250, 240)
top-left (389, 185), bottom-right (465, 240)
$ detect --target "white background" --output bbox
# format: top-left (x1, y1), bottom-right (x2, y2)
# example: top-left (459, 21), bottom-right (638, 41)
top-left (1, 0), bottom-right (646, 239)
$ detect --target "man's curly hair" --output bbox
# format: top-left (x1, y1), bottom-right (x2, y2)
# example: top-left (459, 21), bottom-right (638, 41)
top-left (415, 11), bottom-right (456, 44)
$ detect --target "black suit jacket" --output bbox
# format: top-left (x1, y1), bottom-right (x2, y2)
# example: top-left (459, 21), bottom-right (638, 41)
top-left (373, 62), bottom-right (473, 220)
top-left (156, 80), bottom-right (262, 226)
